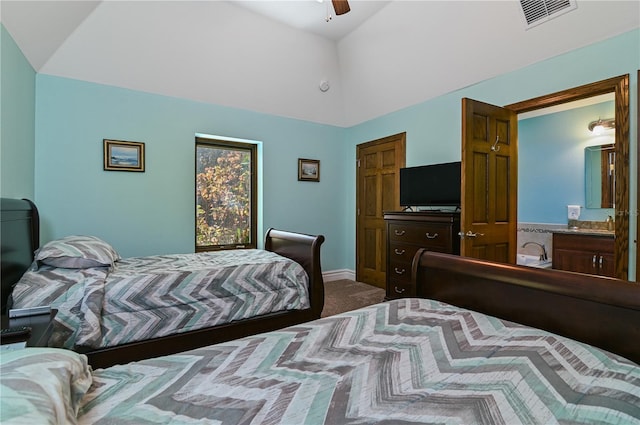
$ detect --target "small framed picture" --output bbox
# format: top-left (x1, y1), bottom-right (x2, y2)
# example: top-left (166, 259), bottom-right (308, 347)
top-left (104, 139), bottom-right (145, 172)
top-left (298, 158), bottom-right (320, 182)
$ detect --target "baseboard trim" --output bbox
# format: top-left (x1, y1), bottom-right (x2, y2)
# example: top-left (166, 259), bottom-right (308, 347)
top-left (323, 269), bottom-right (355, 282)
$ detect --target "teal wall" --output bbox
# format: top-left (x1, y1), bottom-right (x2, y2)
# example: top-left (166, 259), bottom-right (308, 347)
top-left (345, 29), bottom-right (638, 276)
top-left (1, 25), bottom-right (36, 199)
top-left (34, 76), bottom-right (347, 272)
top-left (3, 25), bottom-right (638, 276)
top-left (518, 101), bottom-right (616, 224)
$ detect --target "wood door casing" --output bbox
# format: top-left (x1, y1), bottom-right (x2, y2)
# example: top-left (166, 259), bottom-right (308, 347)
top-left (356, 133), bottom-right (406, 288)
top-left (461, 98), bottom-right (518, 263)
top-left (506, 74), bottom-right (630, 280)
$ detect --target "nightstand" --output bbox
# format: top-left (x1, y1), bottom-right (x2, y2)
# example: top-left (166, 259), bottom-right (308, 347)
top-left (1, 309), bottom-right (57, 348)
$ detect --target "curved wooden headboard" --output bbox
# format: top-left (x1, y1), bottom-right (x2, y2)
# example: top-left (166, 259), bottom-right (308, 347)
top-left (1, 198), bottom-right (39, 314)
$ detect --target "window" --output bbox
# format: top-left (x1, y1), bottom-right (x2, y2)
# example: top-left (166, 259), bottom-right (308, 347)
top-left (195, 137), bottom-right (257, 251)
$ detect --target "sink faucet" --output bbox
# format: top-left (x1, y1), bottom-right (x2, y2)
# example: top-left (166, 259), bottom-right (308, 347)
top-left (521, 241), bottom-right (548, 261)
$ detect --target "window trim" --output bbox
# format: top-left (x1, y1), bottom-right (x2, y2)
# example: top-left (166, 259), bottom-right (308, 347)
top-left (195, 136), bottom-right (258, 252)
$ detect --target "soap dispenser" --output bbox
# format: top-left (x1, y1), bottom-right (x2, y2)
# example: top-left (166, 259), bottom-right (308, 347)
top-left (606, 215), bottom-right (614, 231)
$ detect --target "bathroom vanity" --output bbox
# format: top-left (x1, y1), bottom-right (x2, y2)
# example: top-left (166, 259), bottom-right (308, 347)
top-left (552, 231), bottom-right (615, 277)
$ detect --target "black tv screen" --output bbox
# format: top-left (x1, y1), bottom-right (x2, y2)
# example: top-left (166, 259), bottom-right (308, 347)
top-left (400, 161), bottom-right (461, 207)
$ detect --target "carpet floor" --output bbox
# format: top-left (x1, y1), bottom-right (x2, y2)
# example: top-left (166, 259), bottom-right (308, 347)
top-left (321, 279), bottom-right (386, 318)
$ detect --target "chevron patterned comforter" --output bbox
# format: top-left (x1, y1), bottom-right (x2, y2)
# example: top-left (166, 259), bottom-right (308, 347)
top-left (11, 250), bottom-right (309, 349)
top-left (76, 298), bottom-right (640, 424)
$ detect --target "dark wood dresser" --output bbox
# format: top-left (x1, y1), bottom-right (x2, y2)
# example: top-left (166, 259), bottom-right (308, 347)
top-left (384, 211), bottom-right (460, 300)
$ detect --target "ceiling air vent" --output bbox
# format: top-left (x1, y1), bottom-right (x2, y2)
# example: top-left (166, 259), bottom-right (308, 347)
top-left (520, 0), bottom-right (577, 29)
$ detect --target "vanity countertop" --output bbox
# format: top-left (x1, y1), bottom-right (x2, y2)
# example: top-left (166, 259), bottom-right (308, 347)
top-left (552, 228), bottom-right (615, 238)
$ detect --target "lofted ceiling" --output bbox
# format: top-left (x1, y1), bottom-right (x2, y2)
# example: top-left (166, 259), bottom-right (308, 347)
top-left (1, 1), bottom-right (638, 127)
top-left (233, 0), bottom-right (391, 41)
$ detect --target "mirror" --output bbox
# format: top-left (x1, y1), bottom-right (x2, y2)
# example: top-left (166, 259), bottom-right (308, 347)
top-left (517, 96), bottom-right (615, 220)
top-left (506, 74), bottom-right (630, 279)
top-left (585, 143), bottom-right (615, 209)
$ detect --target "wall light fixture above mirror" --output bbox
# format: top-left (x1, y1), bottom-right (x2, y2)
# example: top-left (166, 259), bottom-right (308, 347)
top-left (588, 117), bottom-right (615, 135)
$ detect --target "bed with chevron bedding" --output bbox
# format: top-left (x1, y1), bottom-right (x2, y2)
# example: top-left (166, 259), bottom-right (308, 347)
top-left (1, 198), bottom-right (325, 369)
top-left (2, 251), bottom-right (639, 424)
top-left (11, 247), bottom-right (312, 348)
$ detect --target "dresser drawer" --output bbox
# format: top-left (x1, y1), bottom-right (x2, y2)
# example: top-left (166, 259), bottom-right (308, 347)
top-left (386, 280), bottom-right (415, 299)
top-left (388, 222), bottom-right (452, 250)
top-left (388, 260), bottom-right (412, 283)
top-left (388, 243), bottom-right (421, 263)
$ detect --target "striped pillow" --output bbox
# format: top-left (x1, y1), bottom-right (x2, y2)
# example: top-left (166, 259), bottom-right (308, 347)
top-left (0, 348), bottom-right (93, 425)
top-left (35, 235), bottom-right (120, 269)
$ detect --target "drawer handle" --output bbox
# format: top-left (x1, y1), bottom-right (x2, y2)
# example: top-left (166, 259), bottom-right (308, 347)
top-left (592, 255), bottom-right (597, 268)
top-left (394, 230), bottom-right (406, 236)
top-left (394, 248), bottom-right (405, 255)
top-left (599, 255), bottom-right (604, 269)
top-left (394, 267), bottom-right (406, 275)
top-left (394, 286), bottom-right (406, 294)
top-left (425, 233), bottom-right (439, 239)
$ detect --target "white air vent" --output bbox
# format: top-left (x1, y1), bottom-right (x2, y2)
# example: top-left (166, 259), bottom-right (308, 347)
top-left (520, 0), bottom-right (577, 29)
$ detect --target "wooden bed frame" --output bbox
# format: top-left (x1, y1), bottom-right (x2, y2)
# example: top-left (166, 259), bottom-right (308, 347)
top-left (412, 249), bottom-right (640, 364)
top-left (1, 198), bottom-right (325, 368)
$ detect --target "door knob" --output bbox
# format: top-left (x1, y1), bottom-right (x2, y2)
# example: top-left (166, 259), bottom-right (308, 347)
top-left (463, 230), bottom-right (484, 238)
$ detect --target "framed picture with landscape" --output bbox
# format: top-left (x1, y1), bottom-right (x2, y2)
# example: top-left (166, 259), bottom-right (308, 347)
top-left (104, 139), bottom-right (145, 172)
top-left (298, 158), bottom-right (320, 182)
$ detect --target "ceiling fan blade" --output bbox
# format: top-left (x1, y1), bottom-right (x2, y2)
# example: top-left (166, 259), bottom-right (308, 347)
top-left (332, 0), bottom-right (350, 15)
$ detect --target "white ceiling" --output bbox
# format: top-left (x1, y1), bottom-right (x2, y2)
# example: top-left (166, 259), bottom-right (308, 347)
top-left (1, 1), bottom-right (638, 127)
top-left (234, 0), bottom-right (391, 41)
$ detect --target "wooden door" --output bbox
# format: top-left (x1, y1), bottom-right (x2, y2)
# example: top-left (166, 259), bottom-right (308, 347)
top-left (461, 98), bottom-right (517, 263)
top-left (599, 252), bottom-right (615, 277)
top-left (356, 133), bottom-right (406, 288)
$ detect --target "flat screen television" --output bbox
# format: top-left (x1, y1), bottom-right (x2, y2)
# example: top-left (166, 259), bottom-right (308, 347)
top-left (400, 161), bottom-right (461, 207)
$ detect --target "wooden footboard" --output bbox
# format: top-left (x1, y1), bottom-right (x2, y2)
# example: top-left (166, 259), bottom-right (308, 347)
top-left (412, 250), bottom-right (640, 364)
top-left (265, 228), bottom-right (325, 318)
